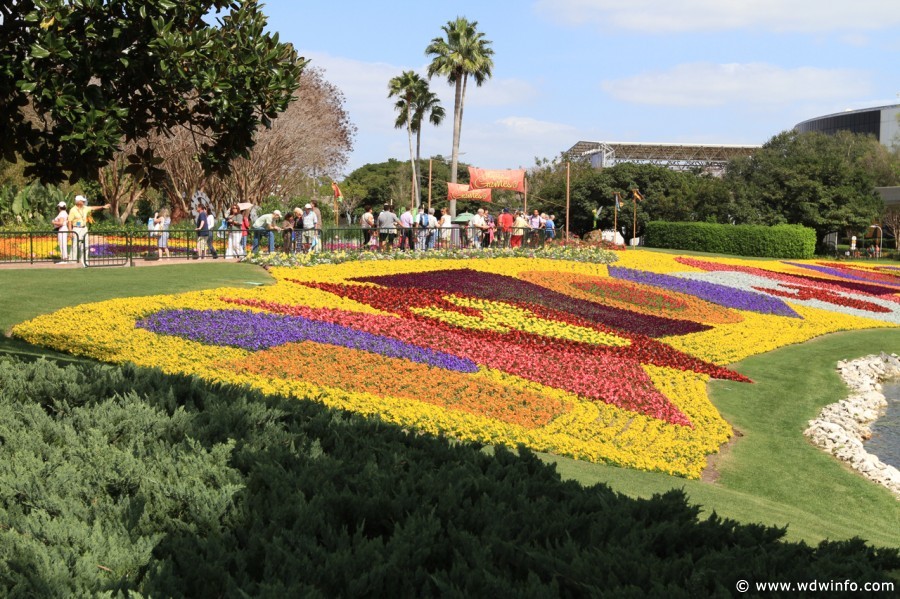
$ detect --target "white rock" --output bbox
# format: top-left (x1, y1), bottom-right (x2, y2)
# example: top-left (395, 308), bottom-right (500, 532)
top-left (804, 354), bottom-right (899, 500)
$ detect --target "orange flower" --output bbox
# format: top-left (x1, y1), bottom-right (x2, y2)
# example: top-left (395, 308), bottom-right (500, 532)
top-left (220, 341), bottom-right (570, 429)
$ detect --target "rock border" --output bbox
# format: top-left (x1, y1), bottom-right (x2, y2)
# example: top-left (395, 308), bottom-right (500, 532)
top-left (804, 352), bottom-right (900, 499)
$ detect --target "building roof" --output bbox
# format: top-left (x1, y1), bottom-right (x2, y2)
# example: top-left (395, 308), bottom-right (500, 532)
top-left (565, 141), bottom-right (760, 172)
top-left (795, 103), bottom-right (900, 129)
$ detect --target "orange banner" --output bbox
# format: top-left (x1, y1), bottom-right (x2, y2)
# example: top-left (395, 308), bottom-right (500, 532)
top-left (447, 183), bottom-right (493, 202)
top-left (467, 167), bottom-right (526, 193)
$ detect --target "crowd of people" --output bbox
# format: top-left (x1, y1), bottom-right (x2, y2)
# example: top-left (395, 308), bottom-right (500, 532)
top-left (142, 201), bottom-right (327, 259)
top-left (366, 204), bottom-right (557, 252)
top-left (51, 196), bottom-right (559, 263)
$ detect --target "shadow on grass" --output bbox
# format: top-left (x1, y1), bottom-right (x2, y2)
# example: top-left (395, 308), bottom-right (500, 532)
top-left (4, 356), bottom-right (898, 596)
top-left (0, 335), bottom-right (95, 365)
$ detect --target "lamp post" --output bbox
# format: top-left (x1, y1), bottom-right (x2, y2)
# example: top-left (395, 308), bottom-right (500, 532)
top-left (869, 225), bottom-right (883, 258)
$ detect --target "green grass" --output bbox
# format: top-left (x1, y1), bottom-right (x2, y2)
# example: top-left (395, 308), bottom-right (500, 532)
top-left (0, 262), bottom-right (273, 335)
top-left (2, 260), bottom-right (899, 547)
top-left (543, 329), bottom-right (900, 547)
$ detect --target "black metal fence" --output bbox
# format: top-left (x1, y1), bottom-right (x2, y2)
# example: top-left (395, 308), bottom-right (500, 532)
top-left (0, 226), bottom-right (552, 266)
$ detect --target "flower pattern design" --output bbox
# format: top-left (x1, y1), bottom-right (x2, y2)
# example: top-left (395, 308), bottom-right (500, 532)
top-left (12, 253), bottom-right (898, 478)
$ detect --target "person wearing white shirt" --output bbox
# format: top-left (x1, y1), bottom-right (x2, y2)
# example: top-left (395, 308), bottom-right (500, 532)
top-left (301, 204), bottom-right (319, 252)
top-left (469, 209), bottom-right (487, 249)
top-left (52, 201), bottom-right (69, 262)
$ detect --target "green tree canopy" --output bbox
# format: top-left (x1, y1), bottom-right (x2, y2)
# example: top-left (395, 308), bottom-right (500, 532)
top-left (0, 0), bottom-right (305, 184)
top-left (725, 130), bottom-right (888, 245)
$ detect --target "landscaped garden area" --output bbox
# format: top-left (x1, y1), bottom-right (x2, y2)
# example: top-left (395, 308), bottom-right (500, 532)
top-left (3, 248), bottom-right (900, 593)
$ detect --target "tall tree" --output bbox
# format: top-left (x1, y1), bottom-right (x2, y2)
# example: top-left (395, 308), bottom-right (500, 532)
top-left (388, 71), bottom-right (423, 208)
top-left (426, 17), bottom-right (494, 216)
top-left (218, 67), bottom-right (356, 208)
top-left (392, 78), bottom-right (445, 204)
top-left (0, 0), bottom-right (305, 184)
top-left (725, 130), bottom-right (886, 247)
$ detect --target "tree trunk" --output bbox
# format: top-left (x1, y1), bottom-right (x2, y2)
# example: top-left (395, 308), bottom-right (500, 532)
top-left (449, 74), bottom-right (464, 216)
top-left (415, 126), bottom-right (423, 210)
top-left (406, 95), bottom-right (420, 209)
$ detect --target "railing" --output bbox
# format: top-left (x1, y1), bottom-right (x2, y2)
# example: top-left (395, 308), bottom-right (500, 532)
top-left (306, 225), bottom-right (549, 252)
top-left (0, 226), bottom-right (552, 266)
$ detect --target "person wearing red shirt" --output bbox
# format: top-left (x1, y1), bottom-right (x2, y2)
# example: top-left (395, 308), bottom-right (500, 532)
top-left (497, 208), bottom-right (514, 247)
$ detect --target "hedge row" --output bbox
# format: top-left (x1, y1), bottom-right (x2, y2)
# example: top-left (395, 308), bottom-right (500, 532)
top-left (1, 357), bottom-right (898, 597)
top-left (644, 221), bottom-right (817, 258)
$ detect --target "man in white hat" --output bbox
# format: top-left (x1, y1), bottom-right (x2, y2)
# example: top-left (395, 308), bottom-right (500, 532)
top-left (250, 209), bottom-right (282, 254)
top-left (300, 204), bottom-right (318, 252)
top-left (67, 195), bottom-right (111, 264)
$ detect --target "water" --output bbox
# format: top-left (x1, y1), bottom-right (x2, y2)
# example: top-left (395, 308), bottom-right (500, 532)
top-left (864, 381), bottom-right (900, 470)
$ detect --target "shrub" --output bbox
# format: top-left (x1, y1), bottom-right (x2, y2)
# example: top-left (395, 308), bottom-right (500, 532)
top-left (0, 356), bottom-right (897, 596)
top-left (644, 221), bottom-right (816, 258)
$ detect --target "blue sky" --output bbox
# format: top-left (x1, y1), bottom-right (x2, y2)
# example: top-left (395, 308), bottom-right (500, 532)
top-left (261, 0), bottom-right (899, 175)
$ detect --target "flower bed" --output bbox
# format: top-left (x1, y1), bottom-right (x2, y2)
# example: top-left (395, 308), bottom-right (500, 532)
top-left (13, 254), bottom-right (898, 478)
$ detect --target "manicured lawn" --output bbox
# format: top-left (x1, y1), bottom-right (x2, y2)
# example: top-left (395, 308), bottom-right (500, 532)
top-left (2, 257), bottom-right (899, 547)
top-left (0, 262), bottom-right (273, 361)
top-left (0, 262), bottom-right (273, 335)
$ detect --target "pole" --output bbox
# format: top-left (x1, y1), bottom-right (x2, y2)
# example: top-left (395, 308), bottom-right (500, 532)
top-left (632, 198), bottom-right (637, 247)
top-left (565, 161), bottom-right (570, 241)
top-left (428, 159), bottom-right (433, 211)
top-left (523, 177), bottom-right (528, 214)
top-left (613, 194), bottom-right (618, 246)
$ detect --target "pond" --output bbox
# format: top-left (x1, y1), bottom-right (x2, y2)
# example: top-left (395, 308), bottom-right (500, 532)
top-left (864, 380), bottom-right (900, 470)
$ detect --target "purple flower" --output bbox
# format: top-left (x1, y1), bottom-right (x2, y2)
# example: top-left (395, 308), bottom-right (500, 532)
top-left (608, 266), bottom-right (801, 318)
top-left (137, 309), bottom-right (478, 373)
top-left (784, 262), bottom-right (900, 290)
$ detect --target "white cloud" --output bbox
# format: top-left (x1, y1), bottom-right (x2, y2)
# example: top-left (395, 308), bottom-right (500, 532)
top-left (301, 52), bottom-right (552, 172)
top-left (444, 117), bottom-right (579, 169)
top-left (601, 63), bottom-right (869, 107)
top-left (535, 0), bottom-right (900, 33)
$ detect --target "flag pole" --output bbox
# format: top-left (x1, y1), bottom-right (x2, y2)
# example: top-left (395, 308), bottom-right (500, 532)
top-left (613, 193), bottom-right (619, 246)
top-left (565, 161), bottom-right (570, 241)
top-left (632, 196), bottom-right (636, 246)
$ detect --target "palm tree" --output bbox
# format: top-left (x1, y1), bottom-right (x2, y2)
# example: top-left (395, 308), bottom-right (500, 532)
top-left (393, 78), bottom-right (445, 205)
top-left (426, 16), bottom-right (494, 216)
top-left (388, 70), bottom-right (424, 208)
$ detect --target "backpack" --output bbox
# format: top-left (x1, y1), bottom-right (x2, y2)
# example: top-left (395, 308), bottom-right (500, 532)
top-left (419, 213), bottom-right (428, 227)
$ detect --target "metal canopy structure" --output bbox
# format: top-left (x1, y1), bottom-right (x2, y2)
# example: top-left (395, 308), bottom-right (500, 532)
top-left (565, 140), bottom-right (760, 174)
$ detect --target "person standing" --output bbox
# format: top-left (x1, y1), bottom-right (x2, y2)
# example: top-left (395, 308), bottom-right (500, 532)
top-left (439, 207), bottom-right (452, 249)
top-left (469, 209), bottom-right (487, 249)
top-left (398, 206), bottom-right (414, 250)
top-left (415, 206), bottom-right (429, 250)
top-left (67, 195), bottom-right (110, 265)
top-left (528, 209), bottom-right (544, 247)
top-left (497, 208), bottom-right (513, 248)
top-left (206, 207), bottom-right (219, 258)
top-left (310, 200), bottom-right (323, 241)
top-left (225, 205), bottom-right (243, 258)
top-left (300, 204), bottom-right (318, 253)
top-left (426, 207), bottom-right (438, 250)
top-left (195, 205), bottom-right (210, 259)
top-left (484, 210), bottom-right (496, 248)
top-left (376, 203), bottom-right (400, 252)
top-left (52, 201), bottom-right (69, 262)
top-left (251, 210), bottom-right (282, 254)
top-left (280, 213), bottom-right (296, 252)
top-left (155, 208), bottom-right (171, 259)
top-left (361, 206), bottom-right (375, 248)
top-left (511, 210), bottom-right (528, 248)
top-left (544, 214), bottom-right (556, 241)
